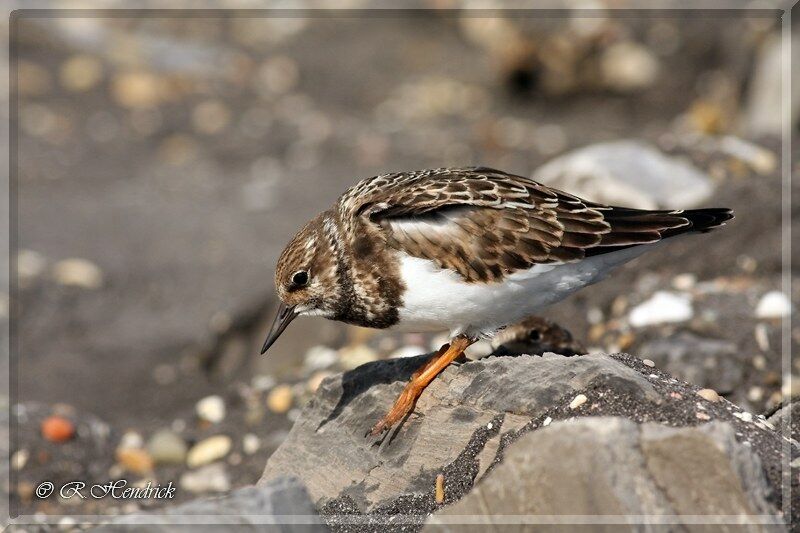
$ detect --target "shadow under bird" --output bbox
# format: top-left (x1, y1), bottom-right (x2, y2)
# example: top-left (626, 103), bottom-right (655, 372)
top-left (261, 166), bottom-right (733, 436)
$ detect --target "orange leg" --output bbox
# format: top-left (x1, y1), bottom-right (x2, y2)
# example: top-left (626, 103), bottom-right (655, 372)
top-left (369, 335), bottom-right (475, 436)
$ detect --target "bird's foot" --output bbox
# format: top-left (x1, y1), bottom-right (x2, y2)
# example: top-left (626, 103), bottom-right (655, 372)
top-left (366, 335), bottom-right (475, 438)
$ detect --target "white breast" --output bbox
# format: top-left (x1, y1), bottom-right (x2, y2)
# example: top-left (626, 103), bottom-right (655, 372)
top-left (394, 245), bottom-right (655, 338)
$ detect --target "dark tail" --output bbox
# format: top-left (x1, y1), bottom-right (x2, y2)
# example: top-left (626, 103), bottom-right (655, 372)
top-left (584, 206), bottom-right (734, 258)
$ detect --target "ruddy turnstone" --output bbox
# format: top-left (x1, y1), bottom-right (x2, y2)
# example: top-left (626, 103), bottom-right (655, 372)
top-left (261, 166), bottom-right (732, 436)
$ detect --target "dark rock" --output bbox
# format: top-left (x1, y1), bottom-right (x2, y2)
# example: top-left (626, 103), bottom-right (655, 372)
top-left (640, 332), bottom-right (743, 394)
top-left (258, 352), bottom-right (795, 529)
top-left (490, 316), bottom-right (586, 357)
top-left (426, 418), bottom-right (778, 531)
top-left (91, 476), bottom-right (327, 532)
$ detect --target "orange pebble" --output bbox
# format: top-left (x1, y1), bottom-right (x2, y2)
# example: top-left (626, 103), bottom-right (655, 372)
top-left (41, 416), bottom-right (75, 443)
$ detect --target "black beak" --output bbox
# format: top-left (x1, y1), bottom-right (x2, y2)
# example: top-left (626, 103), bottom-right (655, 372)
top-left (260, 302), bottom-right (298, 354)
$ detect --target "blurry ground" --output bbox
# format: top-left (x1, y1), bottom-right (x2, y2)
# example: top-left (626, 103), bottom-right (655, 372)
top-left (8, 10), bottom-right (797, 519)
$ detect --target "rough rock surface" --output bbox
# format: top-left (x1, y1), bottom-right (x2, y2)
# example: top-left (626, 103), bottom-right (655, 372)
top-left (427, 418), bottom-right (777, 531)
top-left (259, 352), bottom-right (795, 530)
top-left (91, 477), bottom-right (326, 532)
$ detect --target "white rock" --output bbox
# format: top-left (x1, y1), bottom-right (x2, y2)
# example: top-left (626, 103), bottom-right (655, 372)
top-left (11, 449), bottom-right (28, 470)
top-left (242, 433), bottom-right (260, 455)
top-left (180, 463), bottom-right (230, 493)
top-left (600, 41), bottom-right (660, 91)
top-left (195, 395), bottom-right (226, 424)
top-left (186, 435), bottom-right (232, 468)
top-left (628, 291), bottom-right (693, 327)
top-left (543, 416), bottom-right (552, 427)
top-left (52, 258), bottom-right (103, 289)
top-left (17, 249), bottom-right (46, 282)
top-left (535, 141), bottom-right (714, 210)
top-left (389, 346), bottom-right (425, 359)
top-left (569, 394), bottom-right (588, 409)
top-left (303, 345), bottom-right (338, 370)
top-left (755, 291), bottom-right (792, 319)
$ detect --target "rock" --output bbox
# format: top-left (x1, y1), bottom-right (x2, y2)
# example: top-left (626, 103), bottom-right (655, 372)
top-left (90, 477), bottom-right (325, 532)
top-left (426, 418), bottom-right (777, 529)
top-left (266, 384), bottom-right (294, 414)
top-left (242, 433), bottom-right (260, 455)
top-left (179, 463), bottom-right (230, 494)
top-left (260, 352), bottom-right (794, 526)
top-left (115, 448), bottom-right (154, 475)
top-left (755, 291), bottom-right (792, 319)
top-left (569, 394), bottom-right (587, 409)
top-left (697, 388), bottom-right (721, 403)
top-left (767, 401), bottom-right (800, 443)
top-left (186, 435), bottom-right (232, 468)
top-left (304, 345), bottom-right (339, 370)
top-left (490, 316), bottom-right (586, 357)
top-left (195, 395), bottom-right (226, 424)
top-left (641, 332), bottom-right (743, 394)
top-left (534, 141), bottom-right (714, 210)
top-left (628, 291), bottom-right (693, 327)
top-left (146, 430), bottom-right (187, 465)
top-left (40, 415), bottom-right (75, 443)
top-left (600, 41), bottom-right (660, 92)
top-left (51, 258), bottom-right (104, 289)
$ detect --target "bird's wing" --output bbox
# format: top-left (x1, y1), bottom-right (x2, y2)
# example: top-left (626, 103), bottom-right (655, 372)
top-left (338, 167), bottom-right (730, 283)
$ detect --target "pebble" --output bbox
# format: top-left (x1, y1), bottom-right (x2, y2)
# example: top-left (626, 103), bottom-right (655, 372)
top-left (41, 416), bottom-right (75, 443)
top-left (251, 374), bottom-right (276, 391)
top-left (671, 273), bottom-right (697, 291)
top-left (629, 292), bottom-right (693, 327)
top-left (733, 411), bottom-right (754, 423)
top-left (242, 433), bottom-right (260, 455)
top-left (304, 345), bottom-right (339, 370)
top-left (266, 384), bottom-right (294, 414)
top-left (747, 386), bottom-right (764, 402)
top-left (195, 395), bottom-right (226, 424)
top-left (696, 412), bottom-right (711, 421)
top-left (389, 346), bottom-right (425, 359)
top-left (180, 463), bottom-right (230, 493)
top-left (146, 430), bottom-right (187, 465)
top-left (754, 324), bottom-right (770, 352)
top-left (17, 249), bottom-right (46, 283)
top-left (11, 449), bottom-right (28, 470)
top-left (569, 394), bottom-right (588, 409)
top-left (187, 435), bottom-right (232, 468)
top-left (600, 41), bottom-right (659, 91)
top-left (307, 371), bottom-right (332, 393)
top-left (116, 448), bottom-right (154, 474)
top-left (755, 291), bottom-right (792, 319)
top-left (697, 389), bottom-right (720, 403)
top-left (338, 344), bottom-right (379, 370)
top-left (435, 474), bottom-right (445, 504)
top-left (119, 430), bottom-right (144, 450)
top-left (52, 258), bottom-right (103, 289)
top-left (642, 359), bottom-right (655, 368)
top-left (543, 416), bottom-right (552, 427)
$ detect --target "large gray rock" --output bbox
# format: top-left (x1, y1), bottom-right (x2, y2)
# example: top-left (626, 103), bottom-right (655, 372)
top-left (533, 140), bottom-right (715, 210)
top-left (91, 477), bottom-right (327, 532)
top-left (426, 418), bottom-right (779, 532)
top-left (259, 352), bottom-right (794, 527)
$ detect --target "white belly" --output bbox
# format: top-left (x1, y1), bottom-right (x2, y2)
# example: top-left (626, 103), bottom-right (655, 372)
top-left (395, 246), bottom-right (655, 337)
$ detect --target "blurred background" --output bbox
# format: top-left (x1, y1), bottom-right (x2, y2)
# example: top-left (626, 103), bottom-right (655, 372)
top-left (6, 5), bottom-right (798, 520)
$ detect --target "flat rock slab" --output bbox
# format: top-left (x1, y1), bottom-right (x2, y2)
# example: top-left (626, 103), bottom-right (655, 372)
top-left (259, 352), bottom-right (795, 529)
top-left (426, 418), bottom-right (780, 532)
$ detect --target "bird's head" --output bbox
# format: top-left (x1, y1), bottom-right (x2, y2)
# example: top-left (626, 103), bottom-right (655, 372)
top-left (261, 213), bottom-right (340, 354)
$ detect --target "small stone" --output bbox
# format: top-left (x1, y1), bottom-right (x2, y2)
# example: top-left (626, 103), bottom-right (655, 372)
top-left (304, 345), bottom-right (338, 370)
top-left (338, 345), bottom-right (378, 370)
top-left (435, 474), bottom-right (445, 504)
top-left (543, 416), bottom-right (552, 427)
top-left (52, 258), bottom-right (103, 289)
top-left (119, 430), bottom-right (144, 450)
top-left (116, 448), bottom-right (154, 474)
top-left (697, 389), bottom-right (720, 403)
top-left (195, 395), bottom-right (226, 424)
top-left (695, 412), bottom-right (711, 421)
top-left (251, 374), bottom-right (276, 391)
top-left (672, 273), bottom-right (697, 291)
top-left (307, 371), bottom-right (332, 393)
top-left (669, 392), bottom-right (683, 400)
top-left (266, 384), bottom-right (294, 414)
top-left (389, 346), bottom-right (425, 359)
top-left (11, 449), bottom-right (28, 470)
top-left (756, 291), bottom-right (792, 319)
top-left (747, 386), bottom-right (764, 403)
top-left (41, 416), bottom-right (74, 443)
top-left (242, 433), bottom-right (260, 455)
top-left (60, 54), bottom-right (103, 92)
top-left (629, 292), bottom-right (693, 327)
top-left (733, 411), bottom-right (754, 423)
top-left (17, 249), bottom-right (46, 283)
top-left (146, 430), bottom-right (187, 465)
top-left (569, 394), bottom-right (588, 409)
top-left (600, 41), bottom-right (659, 91)
top-left (187, 435), bottom-right (232, 468)
top-left (754, 324), bottom-right (770, 352)
top-left (180, 463), bottom-right (230, 493)
top-left (642, 359), bottom-right (655, 368)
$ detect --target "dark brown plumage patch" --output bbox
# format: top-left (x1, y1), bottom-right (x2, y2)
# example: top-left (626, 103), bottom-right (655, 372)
top-left (338, 167), bottom-right (733, 283)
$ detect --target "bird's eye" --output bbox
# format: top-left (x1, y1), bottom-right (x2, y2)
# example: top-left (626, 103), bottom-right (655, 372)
top-left (291, 270), bottom-right (309, 286)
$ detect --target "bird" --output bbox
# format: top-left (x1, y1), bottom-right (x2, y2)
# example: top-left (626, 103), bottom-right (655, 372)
top-left (260, 166), bottom-right (732, 436)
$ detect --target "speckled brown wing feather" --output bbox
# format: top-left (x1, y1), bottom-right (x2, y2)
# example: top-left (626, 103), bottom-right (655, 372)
top-left (338, 167), bottom-right (732, 283)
